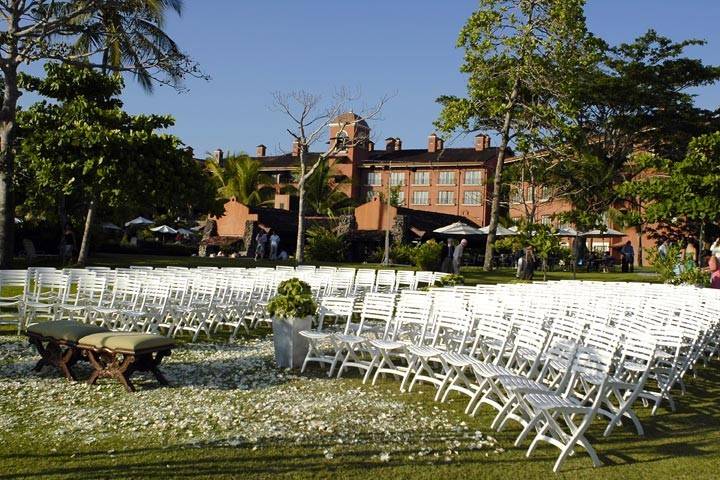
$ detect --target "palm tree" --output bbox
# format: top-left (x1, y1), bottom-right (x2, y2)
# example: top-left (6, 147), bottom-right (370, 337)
top-left (286, 157), bottom-right (352, 216)
top-left (74, 0), bottom-right (186, 92)
top-left (206, 153), bottom-right (274, 207)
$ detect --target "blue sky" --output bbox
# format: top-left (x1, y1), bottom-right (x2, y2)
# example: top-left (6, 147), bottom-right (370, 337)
top-left (23, 0), bottom-right (720, 156)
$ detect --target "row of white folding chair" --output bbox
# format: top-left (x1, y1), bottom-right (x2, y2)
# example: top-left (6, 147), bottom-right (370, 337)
top-left (0, 270), bottom-right (30, 332)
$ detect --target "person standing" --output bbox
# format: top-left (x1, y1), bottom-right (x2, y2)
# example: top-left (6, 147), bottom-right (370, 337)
top-left (269, 230), bottom-right (280, 260)
top-left (710, 237), bottom-right (720, 260)
top-left (520, 245), bottom-right (536, 280)
top-left (620, 241), bottom-right (634, 273)
top-left (658, 238), bottom-right (669, 258)
top-left (683, 238), bottom-right (697, 269)
top-left (441, 239), bottom-right (455, 273)
top-left (61, 224), bottom-right (76, 265)
top-left (708, 254), bottom-right (720, 289)
top-left (254, 230), bottom-right (267, 260)
top-left (452, 239), bottom-right (467, 275)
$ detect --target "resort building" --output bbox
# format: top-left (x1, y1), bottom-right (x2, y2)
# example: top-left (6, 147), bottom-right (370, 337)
top-left (245, 113), bottom-right (503, 227)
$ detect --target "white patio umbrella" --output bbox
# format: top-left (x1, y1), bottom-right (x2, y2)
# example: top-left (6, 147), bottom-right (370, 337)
top-left (101, 222), bottom-right (122, 231)
top-left (176, 228), bottom-right (195, 236)
top-left (433, 221), bottom-right (484, 235)
top-left (14, 217), bottom-right (23, 224)
top-left (478, 225), bottom-right (518, 236)
top-left (580, 227), bottom-right (625, 237)
top-left (150, 225), bottom-right (178, 235)
top-left (555, 227), bottom-right (579, 237)
top-left (125, 216), bottom-right (154, 227)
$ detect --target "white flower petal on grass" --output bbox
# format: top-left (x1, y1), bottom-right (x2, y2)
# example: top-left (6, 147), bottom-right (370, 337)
top-left (0, 336), bottom-right (504, 461)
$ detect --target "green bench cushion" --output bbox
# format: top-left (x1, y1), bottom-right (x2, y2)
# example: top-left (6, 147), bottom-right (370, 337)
top-left (78, 332), bottom-right (174, 353)
top-left (27, 320), bottom-right (109, 343)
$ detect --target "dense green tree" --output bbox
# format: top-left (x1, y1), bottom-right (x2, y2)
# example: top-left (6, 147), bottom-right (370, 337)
top-left (0, 0), bottom-right (202, 266)
top-left (17, 63), bottom-right (212, 264)
top-left (556, 31), bottom-right (720, 229)
top-left (620, 132), bottom-right (720, 247)
top-left (436, 0), bottom-right (597, 271)
top-left (206, 153), bottom-right (273, 206)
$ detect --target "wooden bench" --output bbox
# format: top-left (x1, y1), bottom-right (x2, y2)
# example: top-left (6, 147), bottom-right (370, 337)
top-left (26, 320), bottom-right (109, 380)
top-left (26, 321), bottom-right (175, 392)
top-left (78, 332), bottom-right (175, 392)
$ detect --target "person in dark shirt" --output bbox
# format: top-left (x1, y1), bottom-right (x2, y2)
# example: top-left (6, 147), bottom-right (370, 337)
top-left (440, 239), bottom-right (455, 273)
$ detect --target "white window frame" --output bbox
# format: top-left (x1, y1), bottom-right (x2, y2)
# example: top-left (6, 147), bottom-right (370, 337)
top-left (390, 172), bottom-right (406, 186)
top-left (463, 190), bottom-right (482, 205)
top-left (411, 190), bottom-right (429, 206)
top-left (396, 190), bottom-right (405, 206)
top-left (438, 171), bottom-right (456, 186)
top-left (437, 191), bottom-right (455, 205)
top-left (464, 170), bottom-right (483, 185)
top-left (413, 171), bottom-right (430, 186)
top-left (365, 171), bottom-right (382, 186)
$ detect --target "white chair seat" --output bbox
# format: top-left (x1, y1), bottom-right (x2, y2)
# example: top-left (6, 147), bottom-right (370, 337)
top-left (92, 307), bottom-right (118, 314)
top-left (369, 339), bottom-right (406, 350)
top-left (442, 351), bottom-right (475, 367)
top-left (299, 330), bottom-right (332, 340)
top-left (498, 374), bottom-right (548, 393)
top-left (472, 362), bottom-right (513, 378)
top-left (525, 393), bottom-right (587, 413)
top-left (334, 333), bottom-right (364, 344)
top-left (407, 345), bottom-right (441, 357)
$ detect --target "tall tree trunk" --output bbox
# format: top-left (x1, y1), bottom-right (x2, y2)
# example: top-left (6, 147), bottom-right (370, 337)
top-left (0, 63), bottom-right (20, 268)
top-left (482, 80), bottom-right (519, 271)
top-left (58, 195), bottom-right (68, 263)
top-left (77, 199), bottom-right (96, 266)
top-left (637, 224), bottom-right (644, 268)
top-left (295, 151), bottom-right (306, 264)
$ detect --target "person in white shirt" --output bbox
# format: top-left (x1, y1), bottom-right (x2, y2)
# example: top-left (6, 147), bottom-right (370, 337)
top-left (452, 238), bottom-right (467, 274)
top-left (269, 231), bottom-right (280, 260)
top-left (711, 237), bottom-right (720, 260)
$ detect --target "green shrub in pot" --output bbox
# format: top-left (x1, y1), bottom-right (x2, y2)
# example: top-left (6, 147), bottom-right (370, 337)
top-left (267, 278), bottom-right (317, 318)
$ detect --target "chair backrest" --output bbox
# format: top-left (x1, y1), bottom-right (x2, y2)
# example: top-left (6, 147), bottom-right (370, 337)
top-left (358, 292), bottom-right (397, 337)
top-left (389, 290), bottom-right (433, 341)
top-left (395, 270), bottom-right (416, 291)
top-left (375, 270), bottom-right (396, 293)
top-left (317, 296), bottom-right (355, 331)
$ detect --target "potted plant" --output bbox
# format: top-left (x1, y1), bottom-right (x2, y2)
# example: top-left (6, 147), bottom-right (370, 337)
top-left (267, 278), bottom-right (317, 368)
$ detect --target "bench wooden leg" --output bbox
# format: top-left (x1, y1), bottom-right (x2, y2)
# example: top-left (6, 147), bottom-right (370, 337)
top-left (85, 349), bottom-right (172, 392)
top-left (28, 336), bottom-right (79, 381)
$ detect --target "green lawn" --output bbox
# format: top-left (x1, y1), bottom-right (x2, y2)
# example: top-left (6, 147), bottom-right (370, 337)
top-left (0, 256), bottom-right (681, 479)
top-left (0, 325), bottom-right (718, 480)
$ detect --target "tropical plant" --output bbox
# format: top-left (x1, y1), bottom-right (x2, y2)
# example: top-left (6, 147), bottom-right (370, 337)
top-left (0, 0), bottom-right (204, 267)
top-left (647, 245), bottom-right (709, 287)
top-left (285, 156), bottom-right (352, 216)
top-left (205, 153), bottom-right (274, 206)
top-left (390, 243), bottom-right (415, 265)
top-left (267, 278), bottom-right (317, 318)
top-left (412, 240), bottom-right (442, 271)
top-left (303, 226), bottom-right (348, 262)
top-left (73, 0), bottom-right (188, 91)
top-left (435, 274), bottom-right (465, 287)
